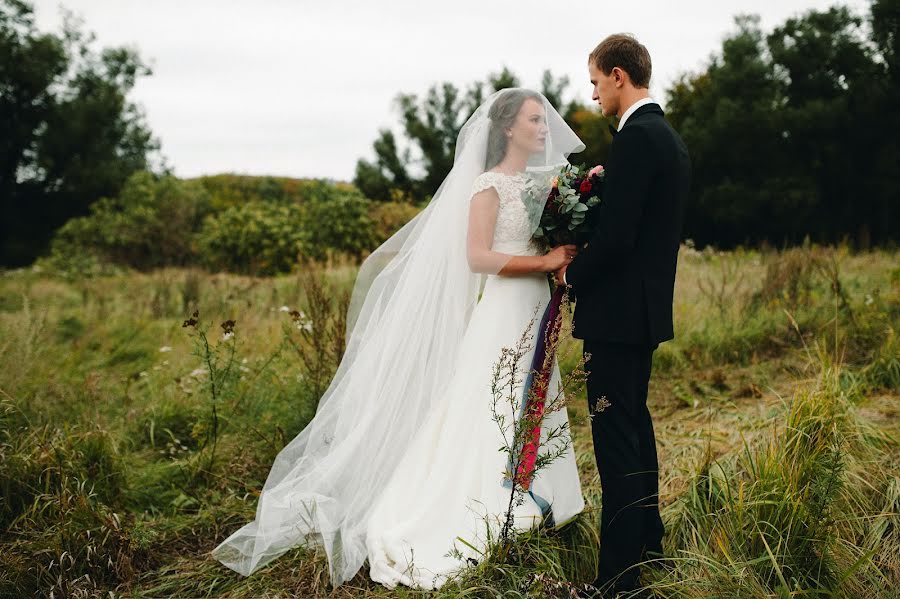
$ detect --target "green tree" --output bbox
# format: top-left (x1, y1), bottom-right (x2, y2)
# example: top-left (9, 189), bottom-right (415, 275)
top-left (353, 80), bottom-right (485, 203)
top-left (666, 15), bottom-right (796, 247)
top-left (865, 0), bottom-right (900, 246)
top-left (667, 6), bottom-right (898, 248)
top-left (0, 1), bottom-right (159, 266)
top-left (768, 6), bottom-right (887, 247)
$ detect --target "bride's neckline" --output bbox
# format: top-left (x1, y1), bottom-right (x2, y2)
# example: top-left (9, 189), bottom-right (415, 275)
top-left (486, 170), bottom-right (525, 178)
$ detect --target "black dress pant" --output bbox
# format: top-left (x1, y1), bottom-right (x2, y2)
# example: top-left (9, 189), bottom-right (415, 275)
top-left (582, 338), bottom-right (664, 593)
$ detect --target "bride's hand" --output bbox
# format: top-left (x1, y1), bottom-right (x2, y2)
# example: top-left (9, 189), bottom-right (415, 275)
top-left (542, 244), bottom-right (578, 272)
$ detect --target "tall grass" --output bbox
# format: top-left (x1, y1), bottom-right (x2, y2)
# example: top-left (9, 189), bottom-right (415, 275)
top-left (641, 337), bottom-right (899, 598)
top-left (0, 245), bottom-right (896, 597)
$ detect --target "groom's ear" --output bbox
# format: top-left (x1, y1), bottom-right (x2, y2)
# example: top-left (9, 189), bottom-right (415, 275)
top-left (611, 66), bottom-right (636, 90)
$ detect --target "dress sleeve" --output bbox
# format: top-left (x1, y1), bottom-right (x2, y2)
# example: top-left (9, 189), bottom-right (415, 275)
top-left (466, 175), bottom-right (514, 275)
top-left (470, 172), bottom-right (499, 197)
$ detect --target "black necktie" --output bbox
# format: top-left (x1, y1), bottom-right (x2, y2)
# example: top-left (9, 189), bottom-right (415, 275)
top-left (608, 124), bottom-right (618, 137)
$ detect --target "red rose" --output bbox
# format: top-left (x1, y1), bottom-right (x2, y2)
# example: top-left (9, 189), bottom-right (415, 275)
top-left (579, 179), bottom-right (593, 193)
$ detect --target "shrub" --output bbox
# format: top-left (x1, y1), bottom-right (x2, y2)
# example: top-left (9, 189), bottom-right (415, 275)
top-left (197, 191), bottom-right (380, 273)
top-left (195, 201), bottom-right (308, 275)
top-left (302, 190), bottom-right (378, 260)
top-left (369, 200), bottom-right (422, 244)
top-left (46, 171), bottom-right (212, 271)
top-left (197, 174), bottom-right (362, 211)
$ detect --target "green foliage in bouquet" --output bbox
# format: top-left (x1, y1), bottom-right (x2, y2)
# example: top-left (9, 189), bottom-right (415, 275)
top-left (532, 164), bottom-right (604, 248)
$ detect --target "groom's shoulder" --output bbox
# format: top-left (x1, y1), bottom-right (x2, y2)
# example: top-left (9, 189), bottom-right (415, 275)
top-left (618, 110), bottom-right (688, 169)
top-left (627, 107), bottom-right (685, 149)
top-left (615, 112), bottom-right (660, 148)
top-left (617, 105), bottom-right (663, 138)
top-left (627, 105), bottom-right (668, 133)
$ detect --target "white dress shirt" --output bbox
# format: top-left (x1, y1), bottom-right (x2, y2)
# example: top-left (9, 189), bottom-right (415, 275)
top-left (561, 97), bottom-right (658, 286)
top-left (617, 96), bottom-right (657, 131)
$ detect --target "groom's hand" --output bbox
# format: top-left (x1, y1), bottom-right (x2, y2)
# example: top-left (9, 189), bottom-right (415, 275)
top-left (554, 263), bottom-right (569, 287)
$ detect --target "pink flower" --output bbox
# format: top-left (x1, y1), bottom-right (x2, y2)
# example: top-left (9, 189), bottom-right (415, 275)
top-left (589, 164), bottom-right (605, 178)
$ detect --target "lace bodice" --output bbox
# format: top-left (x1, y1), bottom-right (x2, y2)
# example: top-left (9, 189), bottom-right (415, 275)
top-left (469, 171), bottom-right (539, 251)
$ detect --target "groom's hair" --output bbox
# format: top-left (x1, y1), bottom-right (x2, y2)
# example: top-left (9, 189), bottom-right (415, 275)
top-left (589, 34), bottom-right (651, 88)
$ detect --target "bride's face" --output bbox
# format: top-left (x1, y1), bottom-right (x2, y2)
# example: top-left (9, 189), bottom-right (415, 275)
top-left (508, 98), bottom-right (548, 154)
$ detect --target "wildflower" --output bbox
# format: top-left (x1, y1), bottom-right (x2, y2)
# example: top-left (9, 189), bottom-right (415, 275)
top-left (288, 308), bottom-right (313, 333)
top-left (222, 331), bottom-right (234, 341)
top-left (279, 305), bottom-right (291, 312)
top-left (190, 368), bottom-right (206, 378)
top-left (159, 346), bottom-right (173, 353)
top-left (182, 309), bottom-right (199, 328)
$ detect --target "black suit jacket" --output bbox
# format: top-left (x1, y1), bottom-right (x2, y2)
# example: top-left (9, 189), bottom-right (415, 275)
top-left (565, 102), bottom-right (691, 347)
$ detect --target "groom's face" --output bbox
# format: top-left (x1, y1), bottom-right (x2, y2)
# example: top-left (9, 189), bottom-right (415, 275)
top-left (589, 62), bottom-right (619, 118)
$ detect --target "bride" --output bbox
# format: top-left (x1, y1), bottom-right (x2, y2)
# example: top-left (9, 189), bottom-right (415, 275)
top-left (212, 88), bottom-right (587, 590)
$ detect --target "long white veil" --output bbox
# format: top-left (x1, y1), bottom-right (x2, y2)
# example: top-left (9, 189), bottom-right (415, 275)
top-left (211, 88), bottom-right (585, 586)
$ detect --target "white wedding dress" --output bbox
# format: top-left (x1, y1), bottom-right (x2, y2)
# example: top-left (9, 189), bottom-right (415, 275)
top-left (365, 171), bottom-right (585, 590)
top-left (211, 89), bottom-right (587, 590)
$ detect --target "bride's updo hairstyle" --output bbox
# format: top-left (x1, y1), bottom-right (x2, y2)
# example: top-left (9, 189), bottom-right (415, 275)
top-left (485, 88), bottom-right (543, 170)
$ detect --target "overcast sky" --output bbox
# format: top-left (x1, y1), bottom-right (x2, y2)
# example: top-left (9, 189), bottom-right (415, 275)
top-left (32, 0), bottom-right (866, 181)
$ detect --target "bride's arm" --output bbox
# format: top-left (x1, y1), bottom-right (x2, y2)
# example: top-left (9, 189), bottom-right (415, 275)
top-left (467, 187), bottom-right (574, 276)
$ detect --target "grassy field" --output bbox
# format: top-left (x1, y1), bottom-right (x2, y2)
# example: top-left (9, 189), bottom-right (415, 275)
top-left (1, 243), bottom-right (898, 598)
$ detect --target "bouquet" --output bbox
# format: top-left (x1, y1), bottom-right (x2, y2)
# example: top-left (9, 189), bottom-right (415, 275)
top-left (533, 163), bottom-right (605, 248)
top-left (513, 163), bottom-right (605, 490)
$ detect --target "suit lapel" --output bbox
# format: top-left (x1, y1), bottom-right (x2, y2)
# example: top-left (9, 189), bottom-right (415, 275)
top-left (619, 103), bottom-right (664, 131)
top-left (606, 103), bottom-right (664, 180)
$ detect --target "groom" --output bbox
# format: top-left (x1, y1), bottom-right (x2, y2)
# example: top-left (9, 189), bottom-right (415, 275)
top-left (555, 34), bottom-right (691, 597)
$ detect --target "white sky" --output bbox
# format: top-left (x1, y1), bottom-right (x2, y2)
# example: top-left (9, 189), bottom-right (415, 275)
top-left (32, 0), bottom-right (866, 181)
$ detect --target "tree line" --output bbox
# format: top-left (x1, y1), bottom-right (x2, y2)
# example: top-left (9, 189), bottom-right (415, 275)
top-left (2, 0), bottom-right (897, 270)
top-left (354, 1), bottom-right (899, 249)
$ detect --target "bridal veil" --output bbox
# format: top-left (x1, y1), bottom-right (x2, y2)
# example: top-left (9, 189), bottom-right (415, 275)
top-left (211, 88), bottom-right (585, 585)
